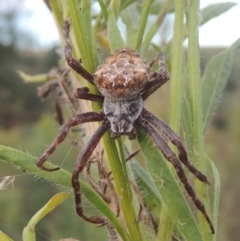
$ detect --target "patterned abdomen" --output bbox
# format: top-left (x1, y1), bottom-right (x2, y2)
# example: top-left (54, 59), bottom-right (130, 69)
top-left (93, 48), bottom-right (150, 100)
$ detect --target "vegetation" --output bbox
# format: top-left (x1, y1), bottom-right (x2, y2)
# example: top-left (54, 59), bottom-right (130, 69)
top-left (0, 1), bottom-right (239, 241)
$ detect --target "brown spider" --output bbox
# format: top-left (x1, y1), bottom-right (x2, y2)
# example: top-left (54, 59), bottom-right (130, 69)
top-left (36, 19), bottom-right (214, 234)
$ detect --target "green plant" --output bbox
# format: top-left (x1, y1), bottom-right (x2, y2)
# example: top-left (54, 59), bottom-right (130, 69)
top-left (1, 1), bottom-right (239, 240)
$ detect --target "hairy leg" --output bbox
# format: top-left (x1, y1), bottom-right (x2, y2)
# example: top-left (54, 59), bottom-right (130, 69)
top-left (142, 109), bottom-right (211, 184)
top-left (137, 118), bottom-right (214, 234)
top-left (74, 87), bottom-right (104, 103)
top-left (36, 112), bottom-right (104, 171)
top-left (141, 52), bottom-right (170, 101)
top-left (63, 19), bottom-right (95, 85)
top-left (72, 120), bottom-right (110, 223)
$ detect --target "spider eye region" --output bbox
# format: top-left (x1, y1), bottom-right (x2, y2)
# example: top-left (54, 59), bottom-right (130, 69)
top-left (104, 97), bottom-right (143, 138)
top-left (93, 48), bottom-right (150, 100)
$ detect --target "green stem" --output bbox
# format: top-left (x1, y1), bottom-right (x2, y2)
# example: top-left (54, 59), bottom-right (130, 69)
top-left (135, 0), bottom-right (154, 51)
top-left (68, 0), bottom-right (97, 72)
top-left (143, 0), bottom-right (173, 52)
top-left (103, 133), bottom-right (143, 241)
top-left (187, 0), bottom-right (210, 239)
top-left (49, 0), bottom-right (64, 41)
top-left (170, 0), bottom-right (184, 134)
top-left (94, 0), bottom-right (110, 32)
top-left (117, 138), bottom-right (131, 198)
top-left (158, 0), bottom-right (185, 239)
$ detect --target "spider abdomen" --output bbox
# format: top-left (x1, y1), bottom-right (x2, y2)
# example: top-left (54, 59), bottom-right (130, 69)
top-left (104, 97), bottom-right (143, 138)
top-left (93, 48), bottom-right (150, 100)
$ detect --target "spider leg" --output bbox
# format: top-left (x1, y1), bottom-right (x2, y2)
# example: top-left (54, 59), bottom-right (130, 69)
top-left (74, 87), bottom-right (104, 103)
top-left (36, 112), bottom-right (104, 171)
top-left (63, 19), bottom-right (95, 86)
top-left (141, 52), bottom-right (170, 101)
top-left (142, 109), bottom-right (211, 184)
top-left (72, 119), bottom-right (110, 224)
top-left (137, 118), bottom-right (215, 234)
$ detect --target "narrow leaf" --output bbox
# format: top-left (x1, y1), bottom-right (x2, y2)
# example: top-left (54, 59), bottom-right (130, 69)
top-left (135, 0), bottom-right (154, 51)
top-left (181, 93), bottom-right (194, 160)
top-left (97, 0), bottom-right (108, 20)
top-left (0, 231), bottom-right (13, 241)
top-left (131, 161), bottom-right (162, 214)
top-left (68, 0), bottom-right (97, 72)
top-left (206, 156), bottom-right (220, 241)
top-left (121, 6), bottom-right (138, 49)
top-left (0, 145), bottom-right (131, 241)
top-left (120, 0), bottom-right (137, 11)
top-left (110, 0), bottom-right (121, 18)
top-left (201, 38), bottom-right (240, 132)
top-left (201, 3), bottom-right (237, 26)
top-left (18, 70), bottom-right (48, 83)
top-left (22, 193), bottom-right (69, 241)
top-left (107, 9), bottom-right (124, 52)
top-left (137, 129), bottom-right (205, 241)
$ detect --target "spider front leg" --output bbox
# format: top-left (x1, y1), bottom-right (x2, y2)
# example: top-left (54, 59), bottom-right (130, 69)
top-left (74, 87), bottom-right (104, 103)
top-left (141, 52), bottom-right (170, 101)
top-left (142, 109), bottom-right (211, 184)
top-left (137, 118), bottom-right (215, 234)
top-left (63, 19), bottom-right (95, 86)
top-left (36, 112), bottom-right (104, 171)
top-left (72, 120), bottom-right (110, 223)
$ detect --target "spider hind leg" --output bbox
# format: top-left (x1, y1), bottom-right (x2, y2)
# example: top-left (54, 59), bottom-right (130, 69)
top-left (137, 118), bottom-right (215, 234)
top-left (142, 109), bottom-right (211, 184)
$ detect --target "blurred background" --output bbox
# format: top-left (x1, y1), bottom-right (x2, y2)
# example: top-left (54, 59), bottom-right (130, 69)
top-left (0, 0), bottom-right (240, 240)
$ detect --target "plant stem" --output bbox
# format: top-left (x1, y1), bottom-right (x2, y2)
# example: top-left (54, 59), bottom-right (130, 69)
top-left (158, 0), bottom-right (185, 239)
top-left (135, 0), bottom-right (154, 51)
top-left (187, 0), bottom-right (211, 239)
top-left (170, 0), bottom-right (184, 135)
top-left (103, 133), bottom-right (143, 241)
top-left (143, 0), bottom-right (173, 52)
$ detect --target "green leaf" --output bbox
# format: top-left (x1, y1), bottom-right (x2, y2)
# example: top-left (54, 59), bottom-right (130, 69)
top-left (121, 5), bottom-right (138, 49)
top-left (201, 2), bottom-right (237, 26)
top-left (120, 0), bottom-right (137, 11)
top-left (181, 93), bottom-right (194, 160)
top-left (107, 9), bottom-right (124, 52)
top-left (18, 70), bottom-right (48, 83)
top-left (206, 156), bottom-right (220, 241)
top-left (0, 145), bottom-right (131, 241)
top-left (142, 0), bottom-right (173, 52)
top-left (97, 0), bottom-right (108, 20)
top-left (110, 0), bottom-right (121, 18)
top-left (135, 0), bottom-right (154, 51)
top-left (137, 129), bottom-right (205, 241)
top-left (131, 161), bottom-right (162, 214)
top-left (22, 193), bottom-right (69, 241)
top-left (0, 231), bottom-right (13, 241)
top-left (67, 0), bottom-right (97, 72)
top-left (201, 38), bottom-right (240, 132)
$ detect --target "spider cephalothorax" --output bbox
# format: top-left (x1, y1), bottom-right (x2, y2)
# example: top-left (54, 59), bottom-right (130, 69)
top-left (36, 19), bottom-right (215, 234)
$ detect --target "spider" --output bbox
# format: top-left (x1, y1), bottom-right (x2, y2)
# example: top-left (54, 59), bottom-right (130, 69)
top-left (36, 19), bottom-right (214, 234)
